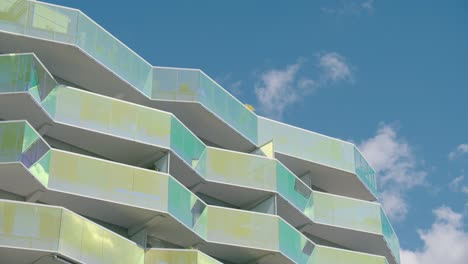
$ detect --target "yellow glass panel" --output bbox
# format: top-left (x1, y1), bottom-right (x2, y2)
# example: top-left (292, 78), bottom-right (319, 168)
top-left (81, 220), bottom-right (104, 263)
top-left (53, 86), bottom-right (83, 126)
top-left (313, 192), bottom-right (382, 234)
top-left (136, 107), bottom-right (171, 147)
top-left (32, 4), bottom-right (69, 34)
top-left (80, 91), bottom-right (111, 133)
top-left (206, 207), bottom-right (279, 250)
top-left (0, 202), bottom-right (60, 251)
top-left (259, 141), bottom-right (274, 159)
top-left (132, 168), bottom-right (169, 211)
top-left (145, 250), bottom-right (197, 264)
top-left (110, 100), bottom-right (137, 139)
top-left (204, 148), bottom-right (276, 191)
top-left (313, 246), bottom-right (387, 264)
top-left (59, 210), bottom-right (84, 260)
top-left (197, 251), bottom-right (222, 264)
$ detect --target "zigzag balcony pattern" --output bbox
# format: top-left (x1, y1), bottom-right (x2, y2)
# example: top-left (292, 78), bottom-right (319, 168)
top-left (0, 1), bottom-right (400, 263)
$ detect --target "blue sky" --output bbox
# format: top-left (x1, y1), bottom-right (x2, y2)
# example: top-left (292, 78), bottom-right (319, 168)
top-left (47, 0), bottom-right (468, 262)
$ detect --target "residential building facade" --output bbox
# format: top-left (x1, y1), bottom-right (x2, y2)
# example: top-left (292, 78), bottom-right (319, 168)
top-left (0, 1), bottom-right (400, 263)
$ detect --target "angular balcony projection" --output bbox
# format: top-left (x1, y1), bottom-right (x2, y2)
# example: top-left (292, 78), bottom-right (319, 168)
top-left (194, 147), bottom-right (400, 264)
top-left (0, 0), bottom-right (401, 263)
top-left (0, 0), bottom-right (380, 201)
top-left (0, 200), bottom-right (224, 264)
top-left (258, 116), bottom-right (378, 201)
top-left (0, 200), bottom-right (145, 264)
top-left (0, 0), bottom-right (257, 152)
top-left (0, 53), bottom-right (399, 264)
top-left (0, 121), bottom-right (391, 264)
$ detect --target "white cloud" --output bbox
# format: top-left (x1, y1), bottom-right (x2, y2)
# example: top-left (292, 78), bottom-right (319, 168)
top-left (450, 175), bottom-right (464, 191)
top-left (379, 190), bottom-right (408, 221)
top-left (401, 206), bottom-right (468, 264)
top-left (255, 52), bottom-right (352, 119)
top-left (254, 60), bottom-right (316, 119)
top-left (358, 123), bottom-right (427, 221)
top-left (449, 175), bottom-right (468, 194)
top-left (449, 144), bottom-right (468, 160)
top-left (318, 52), bottom-right (353, 83)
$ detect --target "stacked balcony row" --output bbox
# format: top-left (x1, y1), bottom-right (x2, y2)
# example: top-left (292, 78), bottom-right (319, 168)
top-left (0, 52), bottom-right (399, 264)
top-left (0, 200), bottom-right (225, 264)
top-left (0, 1), bottom-right (400, 263)
top-left (1, 120), bottom-right (390, 264)
top-left (0, 0), bottom-right (377, 201)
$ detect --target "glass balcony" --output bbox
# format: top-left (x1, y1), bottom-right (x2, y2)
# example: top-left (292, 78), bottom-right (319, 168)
top-left (0, 3), bottom-right (379, 199)
top-left (152, 68), bottom-right (258, 144)
top-left (0, 52), bottom-right (55, 102)
top-left (0, 120), bottom-right (49, 168)
top-left (193, 147), bottom-right (400, 263)
top-left (312, 192), bottom-right (382, 234)
top-left (0, 1), bottom-right (257, 144)
top-left (0, 200), bottom-right (145, 263)
top-left (0, 19), bottom-right (378, 198)
top-left (28, 149), bottom-right (207, 232)
top-left (195, 147), bottom-right (277, 191)
top-left (381, 208), bottom-right (401, 264)
top-left (310, 246), bottom-right (387, 264)
top-left (0, 52), bottom-right (399, 261)
top-left (257, 117), bottom-right (378, 197)
top-left (42, 85), bottom-right (206, 166)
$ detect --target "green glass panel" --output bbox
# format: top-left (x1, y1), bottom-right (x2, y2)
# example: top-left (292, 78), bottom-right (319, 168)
top-left (152, 68), bottom-right (257, 143)
top-left (198, 73), bottom-right (257, 144)
top-left (313, 192), bottom-right (382, 234)
top-left (21, 121), bottom-right (38, 152)
top-left (168, 178), bottom-right (198, 228)
top-left (0, 121), bottom-right (24, 162)
top-left (192, 205), bottom-right (208, 240)
top-left (41, 85), bottom-right (58, 117)
top-left (0, 54), bottom-right (33, 93)
top-left (381, 208), bottom-right (401, 264)
top-left (354, 146), bottom-right (378, 197)
top-left (29, 149), bottom-right (51, 187)
top-left (170, 116), bottom-right (205, 165)
top-left (277, 162), bottom-right (313, 216)
top-left (76, 13), bottom-right (152, 97)
top-left (278, 219), bottom-right (313, 263)
top-left (29, 53), bottom-right (56, 101)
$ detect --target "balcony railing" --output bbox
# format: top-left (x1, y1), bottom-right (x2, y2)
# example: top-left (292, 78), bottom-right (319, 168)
top-left (0, 121), bottom-right (391, 264)
top-left (0, 53), bottom-right (400, 263)
top-left (0, 2), bottom-right (380, 200)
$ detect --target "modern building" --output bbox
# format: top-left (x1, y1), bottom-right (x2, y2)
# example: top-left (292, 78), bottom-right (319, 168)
top-left (0, 1), bottom-right (400, 264)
